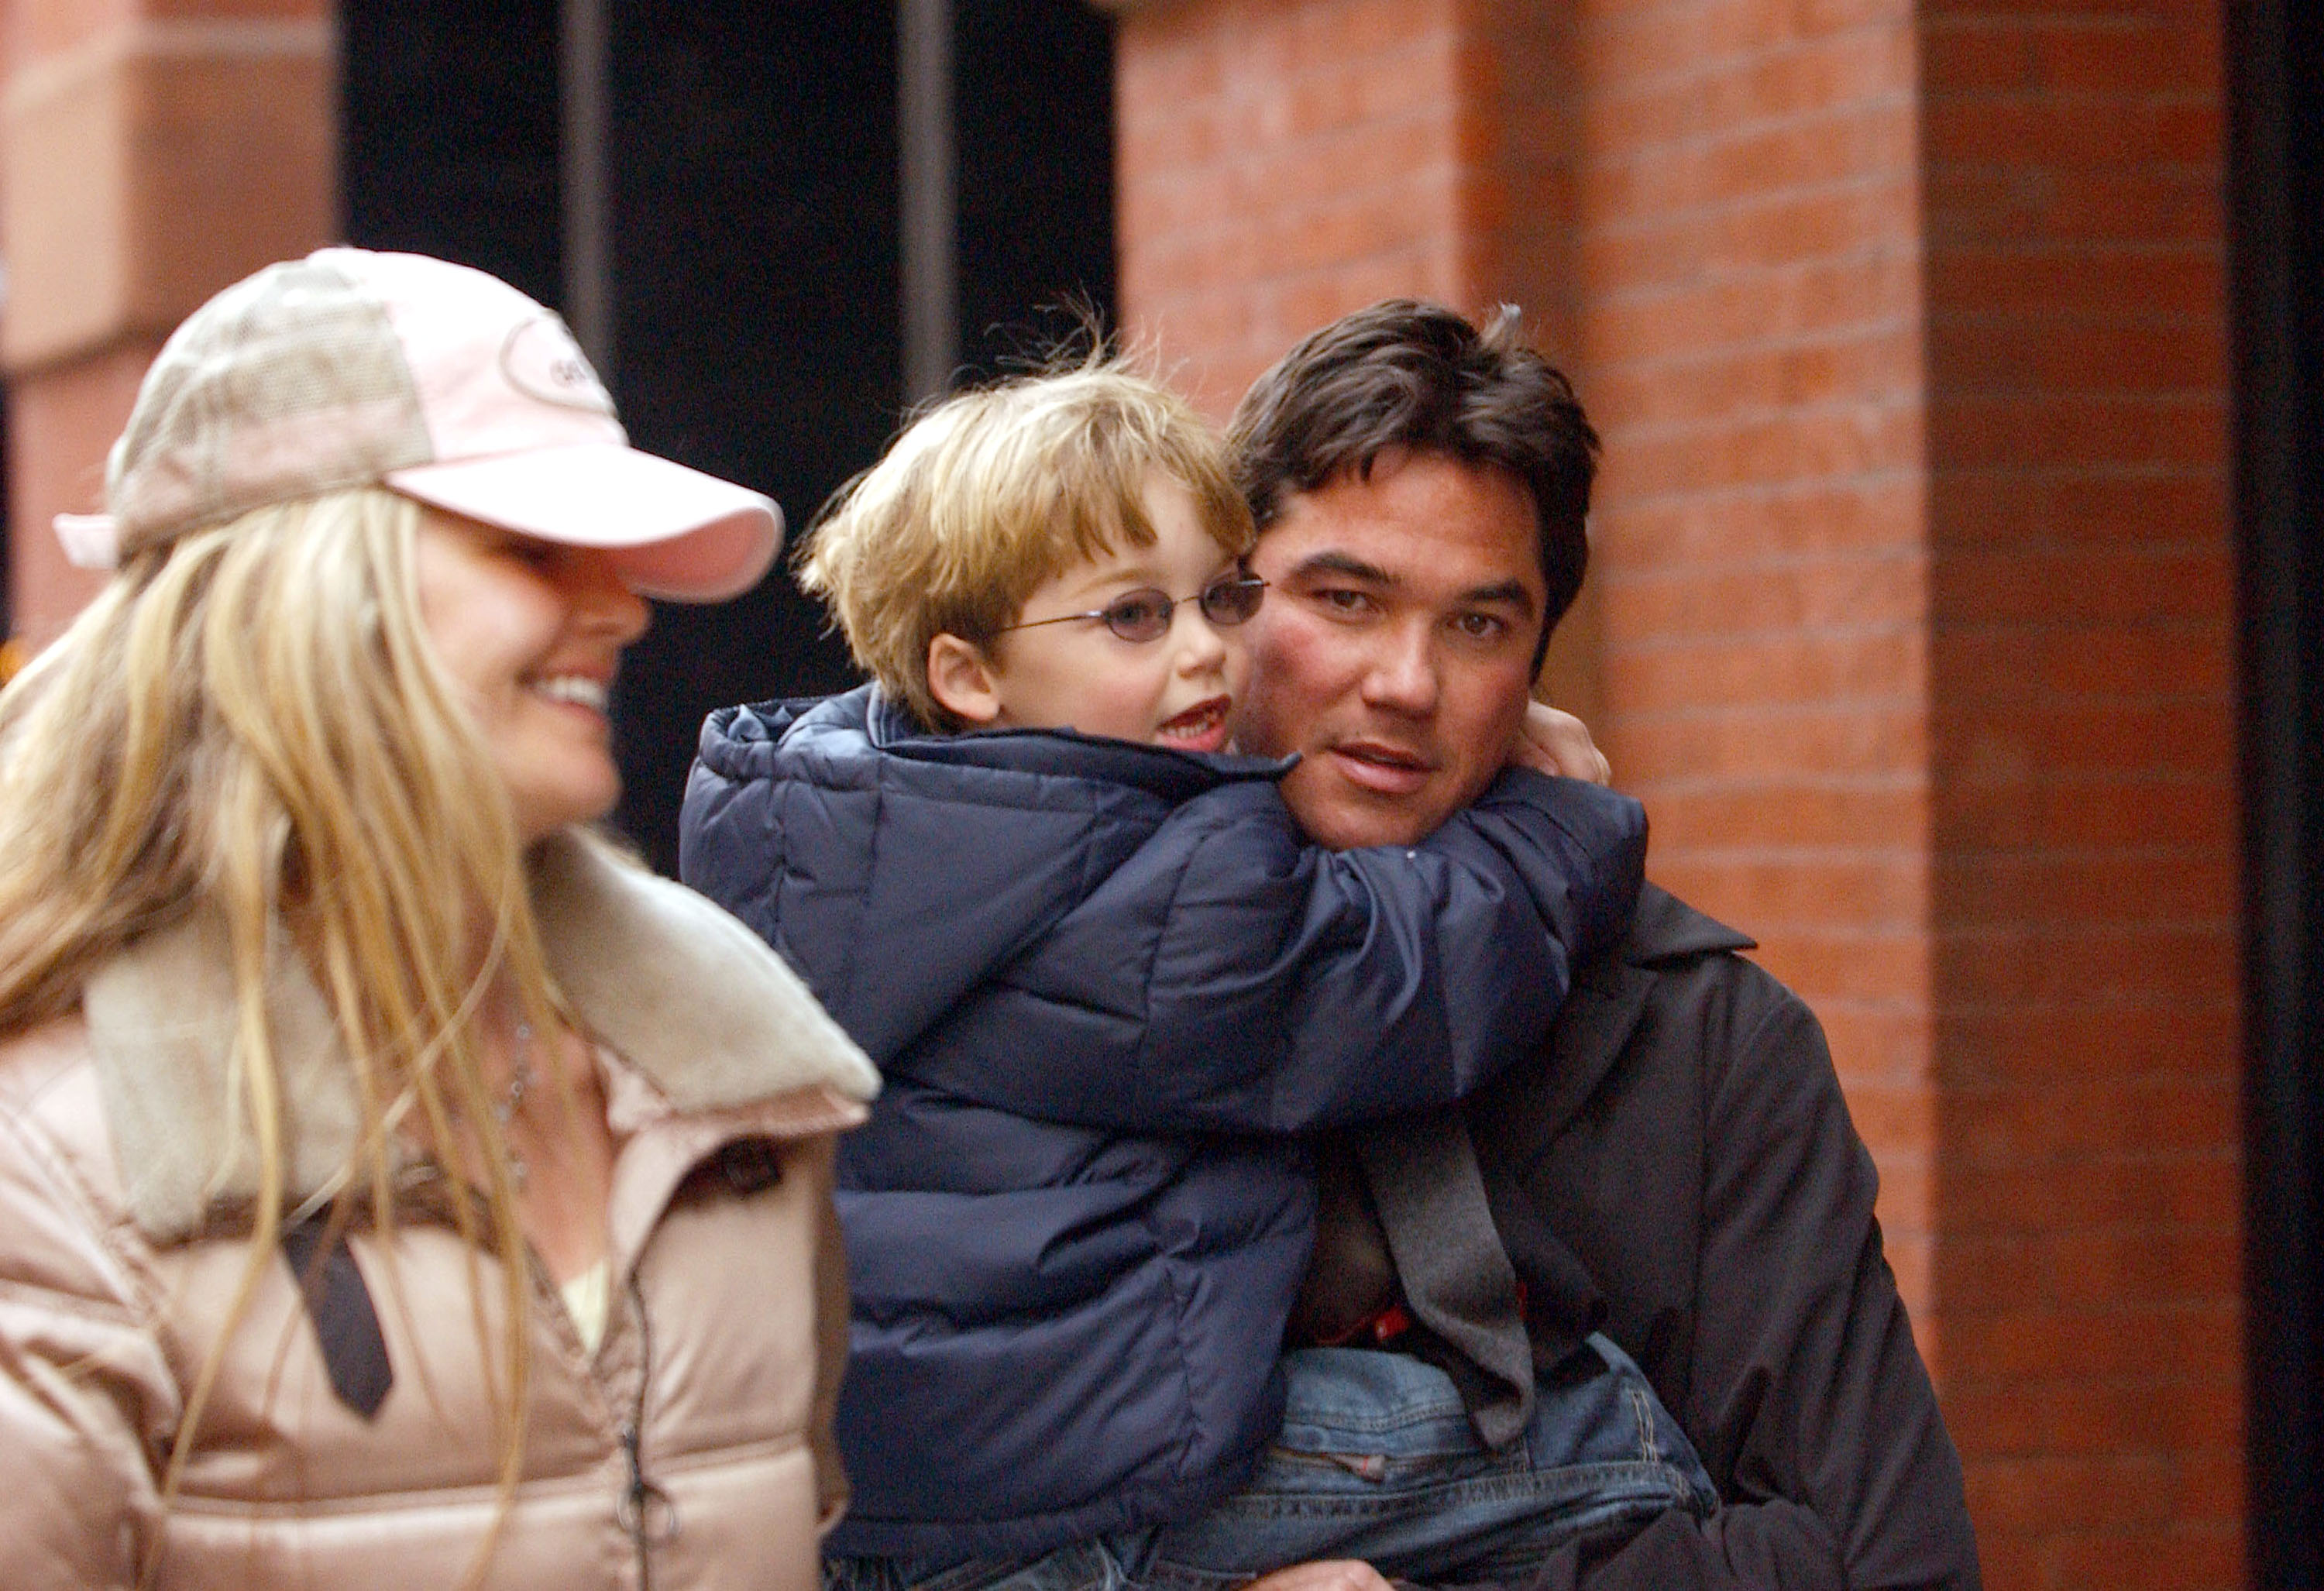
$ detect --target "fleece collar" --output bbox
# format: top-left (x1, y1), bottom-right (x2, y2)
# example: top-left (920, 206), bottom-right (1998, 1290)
top-left (80, 830), bottom-right (878, 1242)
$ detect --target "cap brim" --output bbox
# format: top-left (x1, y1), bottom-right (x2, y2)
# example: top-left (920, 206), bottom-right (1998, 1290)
top-left (385, 442), bottom-right (782, 602)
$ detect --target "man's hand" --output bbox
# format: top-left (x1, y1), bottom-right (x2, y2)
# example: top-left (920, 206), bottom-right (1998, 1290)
top-left (1243, 1561), bottom-right (1400, 1591)
top-left (1511, 701), bottom-right (1611, 785)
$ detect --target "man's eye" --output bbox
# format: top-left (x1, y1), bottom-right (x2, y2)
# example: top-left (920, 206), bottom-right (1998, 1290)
top-left (1453, 612), bottom-right (1511, 641)
top-left (1315, 589), bottom-right (1375, 617)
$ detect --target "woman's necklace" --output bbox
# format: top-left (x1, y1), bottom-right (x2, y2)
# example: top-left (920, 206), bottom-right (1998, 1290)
top-left (494, 1019), bottom-right (537, 1190)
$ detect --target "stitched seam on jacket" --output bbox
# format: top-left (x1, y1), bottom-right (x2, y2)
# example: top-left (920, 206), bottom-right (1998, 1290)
top-left (830, 764), bottom-right (885, 1033)
top-left (1125, 806), bottom-right (1225, 1489)
top-left (161, 1434), bottom-right (813, 1516)
top-left (1151, 1238), bottom-right (1211, 1488)
top-left (1126, 800), bottom-right (1231, 1122)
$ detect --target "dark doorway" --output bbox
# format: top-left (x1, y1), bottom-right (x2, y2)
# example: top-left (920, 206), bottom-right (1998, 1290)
top-left (2229, 0), bottom-right (2324, 1582)
top-left (341, 0), bottom-right (1115, 872)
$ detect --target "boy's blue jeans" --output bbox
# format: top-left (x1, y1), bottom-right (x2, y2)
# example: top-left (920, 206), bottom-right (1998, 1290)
top-left (824, 1335), bottom-right (1718, 1591)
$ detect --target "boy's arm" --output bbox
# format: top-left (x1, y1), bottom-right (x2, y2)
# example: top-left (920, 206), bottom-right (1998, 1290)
top-left (899, 768), bottom-right (1646, 1136)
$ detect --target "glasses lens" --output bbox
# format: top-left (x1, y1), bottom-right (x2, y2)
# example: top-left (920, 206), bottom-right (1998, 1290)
top-left (1199, 576), bottom-right (1267, 626)
top-left (1103, 590), bottom-right (1175, 642)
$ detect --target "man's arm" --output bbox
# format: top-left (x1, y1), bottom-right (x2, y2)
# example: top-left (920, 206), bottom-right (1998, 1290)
top-left (1500, 959), bottom-right (1979, 1591)
top-left (1676, 992), bottom-right (1975, 1589)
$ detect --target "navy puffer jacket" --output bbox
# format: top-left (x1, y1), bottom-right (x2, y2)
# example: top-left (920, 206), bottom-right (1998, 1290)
top-left (680, 686), bottom-right (1646, 1562)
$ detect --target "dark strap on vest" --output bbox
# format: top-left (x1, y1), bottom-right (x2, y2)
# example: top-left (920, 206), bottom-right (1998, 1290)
top-left (280, 1215), bottom-right (394, 1419)
top-left (1351, 1108), bottom-right (1536, 1448)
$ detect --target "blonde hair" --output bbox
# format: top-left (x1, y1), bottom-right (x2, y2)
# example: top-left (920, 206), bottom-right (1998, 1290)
top-left (798, 358), bottom-right (1255, 730)
top-left (0, 486), bottom-right (559, 1577)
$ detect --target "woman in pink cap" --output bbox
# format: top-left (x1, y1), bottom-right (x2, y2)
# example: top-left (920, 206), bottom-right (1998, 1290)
top-left (0, 249), bottom-right (878, 1590)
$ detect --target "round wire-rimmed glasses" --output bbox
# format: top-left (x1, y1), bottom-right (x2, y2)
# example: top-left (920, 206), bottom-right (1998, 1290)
top-left (999, 574), bottom-right (1267, 644)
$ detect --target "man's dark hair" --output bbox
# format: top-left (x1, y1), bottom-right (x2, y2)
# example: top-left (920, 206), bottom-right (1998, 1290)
top-left (1228, 300), bottom-right (1599, 658)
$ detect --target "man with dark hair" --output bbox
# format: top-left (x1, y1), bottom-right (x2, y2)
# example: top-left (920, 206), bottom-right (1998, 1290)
top-left (1226, 300), bottom-right (1982, 1591)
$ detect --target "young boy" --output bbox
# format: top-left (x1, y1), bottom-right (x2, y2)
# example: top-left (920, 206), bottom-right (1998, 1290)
top-left (679, 363), bottom-right (1714, 1588)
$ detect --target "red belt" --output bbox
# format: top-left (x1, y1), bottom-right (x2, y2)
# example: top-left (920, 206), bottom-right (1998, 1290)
top-left (1314, 1299), bottom-right (1414, 1349)
top-left (1319, 1280), bottom-right (1528, 1351)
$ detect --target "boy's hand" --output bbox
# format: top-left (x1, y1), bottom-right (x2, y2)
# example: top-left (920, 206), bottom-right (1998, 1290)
top-left (1511, 700), bottom-right (1611, 785)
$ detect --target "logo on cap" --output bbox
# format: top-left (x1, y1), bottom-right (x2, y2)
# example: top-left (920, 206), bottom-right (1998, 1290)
top-left (500, 314), bottom-right (617, 415)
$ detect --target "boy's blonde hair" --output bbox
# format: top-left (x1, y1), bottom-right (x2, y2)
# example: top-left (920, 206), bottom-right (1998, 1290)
top-left (799, 359), bottom-right (1255, 730)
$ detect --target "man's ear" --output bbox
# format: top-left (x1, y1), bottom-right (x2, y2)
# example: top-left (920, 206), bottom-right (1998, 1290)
top-left (927, 633), bottom-right (1004, 726)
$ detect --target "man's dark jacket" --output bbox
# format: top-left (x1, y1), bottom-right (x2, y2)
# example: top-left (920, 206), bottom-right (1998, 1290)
top-left (1457, 885), bottom-right (1982, 1591)
top-left (678, 686), bottom-right (1648, 1564)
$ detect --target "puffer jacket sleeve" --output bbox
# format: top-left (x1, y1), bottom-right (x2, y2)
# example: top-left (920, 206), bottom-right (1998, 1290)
top-left (0, 1053), bottom-right (177, 1591)
top-left (902, 768), bottom-right (1645, 1136)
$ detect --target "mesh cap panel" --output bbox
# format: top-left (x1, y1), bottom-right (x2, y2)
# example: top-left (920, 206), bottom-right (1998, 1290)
top-left (107, 256), bottom-right (436, 555)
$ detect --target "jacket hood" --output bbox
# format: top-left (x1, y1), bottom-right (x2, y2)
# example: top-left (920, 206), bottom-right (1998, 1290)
top-left (687, 686), bottom-right (1290, 1064)
top-left (696, 686), bottom-right (1288, 801)
top-left (81, 828), bottom-right (879, 1242)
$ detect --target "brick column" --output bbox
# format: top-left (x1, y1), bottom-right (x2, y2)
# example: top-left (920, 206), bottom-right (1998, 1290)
top-left (1922, 5), bottom-right (2241, 1583)
top-left (1116, 0), bottom-right (1489, 413)
top-left (1113, 0), bottom-right (2241, 1585)
top-left (1563, 0), bottom-right (1937, 1315)
top-left (1, 1), bottom-right (334, 653)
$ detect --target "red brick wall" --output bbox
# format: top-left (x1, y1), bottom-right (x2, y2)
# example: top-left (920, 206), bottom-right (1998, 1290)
top-left (1114, 0), bottom-right (2243, 1585)
top-left (1563, 0), bottom-right (1940, 1315)
top-left (1920, 0), bottom-right (2242, 1582)
top-left (1, 0), bottom-right (333, 652)
top-left (1117, 0), bottom-right (1485, 418)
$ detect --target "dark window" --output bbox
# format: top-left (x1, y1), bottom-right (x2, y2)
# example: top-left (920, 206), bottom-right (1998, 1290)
top-left (2229, 0), bottom-right (2324, 1576)
top-left (340, 1), bottom-right (1116, 872)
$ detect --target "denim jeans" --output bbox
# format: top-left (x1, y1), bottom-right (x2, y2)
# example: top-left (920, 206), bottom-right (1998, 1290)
top-left (825, 1335), bottom-right (1717, 1591)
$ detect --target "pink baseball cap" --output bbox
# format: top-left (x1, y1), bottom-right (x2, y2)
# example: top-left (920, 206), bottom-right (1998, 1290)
top-left (53, 248), bottom-right (782, 602)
